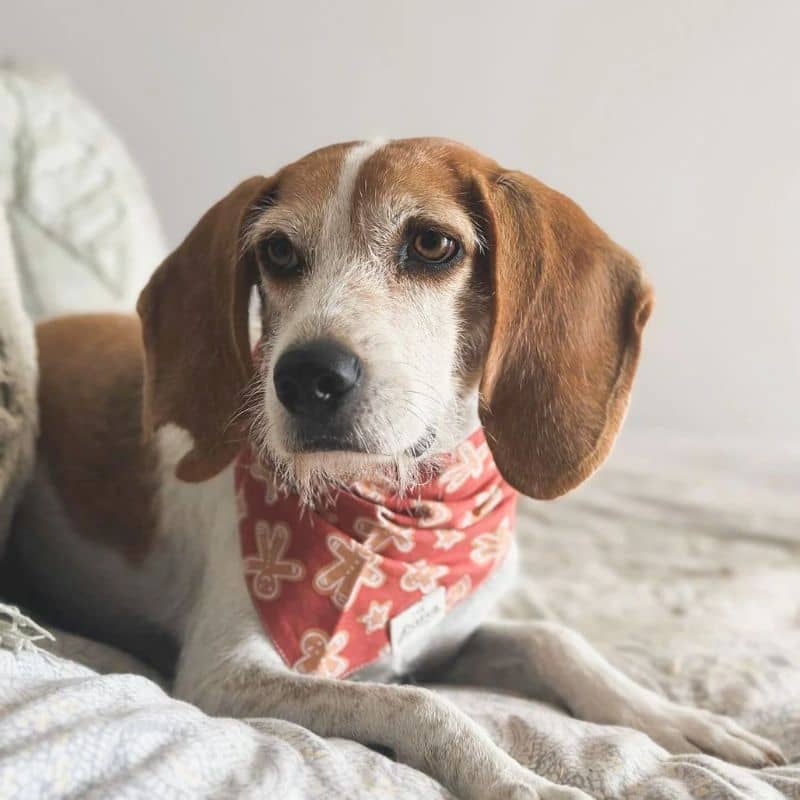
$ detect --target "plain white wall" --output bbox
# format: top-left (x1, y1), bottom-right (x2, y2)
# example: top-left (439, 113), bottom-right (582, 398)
top-left (4, 0), bottom-right (799, 441)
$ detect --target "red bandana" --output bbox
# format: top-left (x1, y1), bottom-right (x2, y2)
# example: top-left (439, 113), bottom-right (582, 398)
top-left (235, 429), bottom-right (517, 678)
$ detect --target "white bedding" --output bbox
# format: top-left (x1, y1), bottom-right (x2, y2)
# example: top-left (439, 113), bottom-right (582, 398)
top-left (1, 433), bottom-right (798, 799)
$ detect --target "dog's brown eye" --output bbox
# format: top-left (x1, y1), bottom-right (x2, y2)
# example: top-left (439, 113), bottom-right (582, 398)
top-left (259, 235), bottom-right (299, 275)
top-left (411, 229), bottom-right (459, 263)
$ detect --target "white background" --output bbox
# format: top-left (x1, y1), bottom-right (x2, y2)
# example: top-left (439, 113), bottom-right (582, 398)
top-left (4, 0), bottom-right (799, 441)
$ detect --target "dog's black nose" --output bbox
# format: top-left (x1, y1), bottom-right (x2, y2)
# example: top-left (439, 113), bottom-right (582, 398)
top-left (273, 339), bottom-right (361, 419)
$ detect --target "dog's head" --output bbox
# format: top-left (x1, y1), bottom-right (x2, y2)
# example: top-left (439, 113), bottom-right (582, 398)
top-left (138, 138), bottom-right (653, 500)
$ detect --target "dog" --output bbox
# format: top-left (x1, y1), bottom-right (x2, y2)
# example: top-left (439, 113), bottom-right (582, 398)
top-left (12, 139), bottom-right (784, 799)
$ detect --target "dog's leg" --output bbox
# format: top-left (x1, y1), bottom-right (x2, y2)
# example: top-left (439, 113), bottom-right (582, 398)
top-left (440, 620), bottom-right (786, 767)
top-left (174, 632), bottom-right (591, 800)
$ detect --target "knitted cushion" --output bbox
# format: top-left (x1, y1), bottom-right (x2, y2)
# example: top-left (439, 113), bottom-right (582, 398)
top-left (0, 66), bottom-right (165, 320)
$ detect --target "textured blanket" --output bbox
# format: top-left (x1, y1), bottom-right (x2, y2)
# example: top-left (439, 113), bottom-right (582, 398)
top-left (1, 433), bottom-right (798, 799)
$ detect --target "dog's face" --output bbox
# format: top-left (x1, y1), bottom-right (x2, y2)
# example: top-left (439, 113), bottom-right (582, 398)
top-left (247, 140), bottom-right (491, 493)
top-left (138, 138), bottom-right (653, 501)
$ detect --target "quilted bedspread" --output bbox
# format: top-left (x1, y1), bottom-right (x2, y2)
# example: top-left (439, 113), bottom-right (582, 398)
top-left (1, 432), bottom-right (798, 799)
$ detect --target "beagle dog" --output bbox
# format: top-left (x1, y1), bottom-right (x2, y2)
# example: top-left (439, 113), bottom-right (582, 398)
top-left (12, 139), bottom-right (784, 800)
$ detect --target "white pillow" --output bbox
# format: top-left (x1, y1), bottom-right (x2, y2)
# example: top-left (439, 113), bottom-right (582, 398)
top-left (0, 66), bottom-right (166, 320)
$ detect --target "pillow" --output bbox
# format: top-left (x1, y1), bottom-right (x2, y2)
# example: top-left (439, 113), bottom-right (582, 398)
top-left (0, 66), bottom-right (166, 320)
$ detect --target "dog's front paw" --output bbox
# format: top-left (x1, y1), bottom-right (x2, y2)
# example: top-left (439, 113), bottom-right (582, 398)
top-left (632, 701), bottom-right (786, 768)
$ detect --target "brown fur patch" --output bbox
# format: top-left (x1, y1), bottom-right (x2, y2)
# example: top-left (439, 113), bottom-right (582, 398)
top-left (36, 314), bottom-right (158, 562)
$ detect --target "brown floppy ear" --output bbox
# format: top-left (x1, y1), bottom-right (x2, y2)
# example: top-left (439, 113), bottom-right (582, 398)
top-left (476, 170), bottom-right (654, 499)
top-left (137, 176), bottom-right (274, 482)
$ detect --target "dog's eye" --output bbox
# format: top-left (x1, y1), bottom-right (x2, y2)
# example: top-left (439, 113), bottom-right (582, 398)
top-left (410, 229), bottom-right (459, 264)
top-left (258, 235), bottom-right (300, 276)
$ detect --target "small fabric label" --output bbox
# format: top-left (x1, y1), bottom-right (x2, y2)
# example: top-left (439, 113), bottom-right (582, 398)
top-left (389, 586), bottom-right (447, 672)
